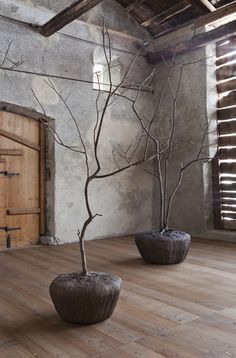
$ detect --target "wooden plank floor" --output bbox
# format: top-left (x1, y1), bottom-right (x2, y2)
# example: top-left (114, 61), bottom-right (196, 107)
top-left (1, 237), bottom-right (236, 358)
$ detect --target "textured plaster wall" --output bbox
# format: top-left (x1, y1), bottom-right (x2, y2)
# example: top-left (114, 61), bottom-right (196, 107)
top-left (151, 27), bottom-right (236, 241)
top-left (0, 0), bottom-right (233, 243)
top-left (152, 47), bottom-right (210, 234)
top-left (0, 0), bottom-right (156, 243)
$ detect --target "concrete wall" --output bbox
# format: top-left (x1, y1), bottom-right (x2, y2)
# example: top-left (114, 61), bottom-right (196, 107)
top-left (152, 46), bottom-right (211, 233)
top-left (0, 0), bottom-right (156, 244)
top-left (0, 0), bottom-right (234, 244)
top-left (151, 26), bottom-right (236, 241)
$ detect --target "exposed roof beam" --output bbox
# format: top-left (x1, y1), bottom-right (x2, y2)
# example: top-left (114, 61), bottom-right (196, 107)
top-left (147, 18), bottom-right (236, 63)
top-left (141, 1), bottom-right (192, 28)
top-left (194, 0), bottom-right (236, 28)
top-left (126, 0), bottom-right (146, 13)
top-left (187, 0), bottom-right (216, 12)
top-left (152, 1), bottom-right (236, 39)
top-left (40, 0), bottom-right (102, 37)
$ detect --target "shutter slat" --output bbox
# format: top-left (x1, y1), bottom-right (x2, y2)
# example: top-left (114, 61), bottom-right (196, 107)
top-left (218, 91), bottom-right (236, 108)
top-left (222, 212), bottom-right (236, 219)
top-left (217, 53), bottom-right (236, 66)
top-left (216, 37), bottom-right (236, 57)
top-left (221, 203), bottom-right (236, 211)
top-left (217, 64), bottom-right (236, 81)
top-left (223, 220), bottom-right (236, 230)
top-left (217, 107), bottom-right (236, 120)
top-left (218, 120), bottom-right (236, 135)
top-left (217, 35), bottom-right (236, 46)
top-left (219, 136), bottom-right (236, 147)
top-left (219, 162), bottom-right (236, 173)
top-left (222, 205), bottom-right (236, 211)
top-left (217, 78), bottom-right (236, 94)
top-left (220, 175), bottom-right (236, 181)
top-left (219, 148), bottom-right (236, 159)
top-left (222, 197), bottom-right (236, 203)
top-left (220, 191), bottom-right (236, 198)
top-left (220, 183), bottom-right (236, 191)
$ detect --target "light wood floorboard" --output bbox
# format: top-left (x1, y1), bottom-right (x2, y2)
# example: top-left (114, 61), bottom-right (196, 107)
top-left (0, 237), bottom-right (236, 357)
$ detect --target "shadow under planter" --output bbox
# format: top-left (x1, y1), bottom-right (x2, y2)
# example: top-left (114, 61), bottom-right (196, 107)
top-left (135, 229), bottom-right (191, 264)
top-left (50, 272), bottom-right (122, 324)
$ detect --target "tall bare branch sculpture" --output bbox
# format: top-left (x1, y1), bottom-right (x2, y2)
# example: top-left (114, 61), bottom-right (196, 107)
top-left (131, 55), bottom-right (217, 265)
top-left (32, 24), bottom-right (157, 277)
top-left (30, 23), bottom-right (163, 324)
top-left (116, 54), bottom-right (216, 230)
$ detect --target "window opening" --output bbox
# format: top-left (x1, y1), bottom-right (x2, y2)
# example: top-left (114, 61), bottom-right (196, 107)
top-left (213, 35), bottom-right (236, 230)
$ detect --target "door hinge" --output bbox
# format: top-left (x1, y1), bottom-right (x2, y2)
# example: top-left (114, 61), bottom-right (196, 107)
top-left (0, 171), bottom-right (20, 177)
top-left (0, 226), bottom-right (21, 232)
top-left (7, 234), bottom-right (11, 249)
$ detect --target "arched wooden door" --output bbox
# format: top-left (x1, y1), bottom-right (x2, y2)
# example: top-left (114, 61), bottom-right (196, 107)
top-left (0, 110), bottom-right (45, 250)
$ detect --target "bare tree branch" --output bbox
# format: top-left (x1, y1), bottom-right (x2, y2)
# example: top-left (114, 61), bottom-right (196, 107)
top-left (29, 24), bottom-right (159, 275)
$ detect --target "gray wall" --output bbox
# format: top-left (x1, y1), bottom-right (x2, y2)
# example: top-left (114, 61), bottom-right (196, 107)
top-left (151, 27), bottom-right (236, 241)
top-left (0, 0), bottom-right (156, 244)
top-left (0, 0), bottom-right (234, 243)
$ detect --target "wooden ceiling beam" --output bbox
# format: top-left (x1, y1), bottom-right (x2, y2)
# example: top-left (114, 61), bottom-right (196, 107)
top-left (147, 18), bottom-right (236, 63)
top-left (141, 1), bottom-right (192, 28)
top-left (187, 0), bottom-right (216, 12)
top-left (40, 0), bottom-right (102, 37)
top-left (126, 0), bottom-right (146, 13)
top-left (152, 2), bottom-right (236, 40)
top-left (194, 1), bottom-right (236, 28)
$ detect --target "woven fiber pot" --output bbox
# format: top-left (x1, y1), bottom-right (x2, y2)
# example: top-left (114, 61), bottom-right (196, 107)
top-left (135, 229), bottom-right (191, 264)
top-left (50, 271), bottom-right (122, 324)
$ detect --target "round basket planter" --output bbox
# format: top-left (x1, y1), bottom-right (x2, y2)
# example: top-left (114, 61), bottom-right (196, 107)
top-left (50, 271), bottom-right (122, 324)
top-left (135, 229), bottom-right (191, 264)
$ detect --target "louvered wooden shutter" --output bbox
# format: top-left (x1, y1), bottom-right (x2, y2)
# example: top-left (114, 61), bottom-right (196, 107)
top-left (213, 35), bottom-right (236, 230)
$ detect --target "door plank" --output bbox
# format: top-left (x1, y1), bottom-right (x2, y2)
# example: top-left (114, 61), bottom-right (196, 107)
top-left (0, 149), bottom-right (23, 156)
top-left (0, 129), bottom-right (40, 152)
top-left (7, 208), bottom-right (41, 215)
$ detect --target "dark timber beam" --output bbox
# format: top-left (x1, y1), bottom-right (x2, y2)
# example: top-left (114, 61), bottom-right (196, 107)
top-left (147, 19), bottom-right (236, 63)
top-left (152, 1), bottom-right (236, 39)
top-left (194, 1), bottom-right (236, 28)
top-left (141, 2), bottom-right (192, 28)
top-left (40, 0), bottom-right (102, 37)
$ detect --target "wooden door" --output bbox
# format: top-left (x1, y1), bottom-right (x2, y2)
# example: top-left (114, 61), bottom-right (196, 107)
top-left (0, 111), bottom-right (44, 250)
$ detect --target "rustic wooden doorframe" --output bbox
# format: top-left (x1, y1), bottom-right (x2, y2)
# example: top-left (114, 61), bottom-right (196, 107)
top-left (0, 101), bottom-right (55, 240)
top-left (39, 118), bottom-right (45, 235)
